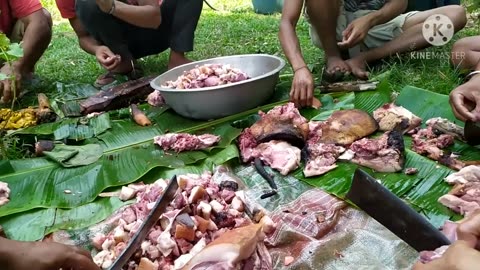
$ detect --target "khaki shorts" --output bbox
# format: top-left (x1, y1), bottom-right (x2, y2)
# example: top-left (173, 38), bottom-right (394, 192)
top-left (306, 2), bottom-right (418, 56)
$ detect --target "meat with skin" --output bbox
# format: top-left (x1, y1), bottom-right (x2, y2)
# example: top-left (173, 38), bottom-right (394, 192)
top-left (161, 64), bottom-right (249, 89)
top-left (438, 194), bottom-right (479, 217)
top-left (248, 103), bottom-right (309, 148)
top-left (339, 130), bottom-right (405, 172)
top-left (254, 141), bottom-right (301, 176)
top-left (181, 223), bottom-right (264, 270)
top-left (0, 182), bottom-right (10, 207)
top-left (154, 133), bottom-right (220, 152)
top-left (373, 103), bottom-right (422, 133)
top-left (445, 165), bottom-right (480, 185)
top-left (313, 109), bottom-right (378, 146)
top-left (303, 143), bottom-right (345, 177)
top-left (238, 103), bottom-right (307, 175)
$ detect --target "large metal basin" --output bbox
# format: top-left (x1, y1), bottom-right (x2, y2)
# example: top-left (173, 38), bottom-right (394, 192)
top-left (150, 54), bottom-right (286, 120)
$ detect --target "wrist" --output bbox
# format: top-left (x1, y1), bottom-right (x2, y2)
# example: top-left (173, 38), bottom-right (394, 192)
top-left (365, 12), bottom-right (379, 28)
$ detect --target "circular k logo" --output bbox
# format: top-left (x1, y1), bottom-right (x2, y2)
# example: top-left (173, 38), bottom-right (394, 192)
top-left (422, 14), bottom-right (454, 46)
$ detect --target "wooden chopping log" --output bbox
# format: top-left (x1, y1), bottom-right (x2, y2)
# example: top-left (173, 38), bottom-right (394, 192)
top-left (80, 75), bottom-right (156, 115)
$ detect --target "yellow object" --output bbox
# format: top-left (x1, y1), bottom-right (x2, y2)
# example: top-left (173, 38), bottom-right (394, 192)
top-left (0, 108), bottom-right (37, 130)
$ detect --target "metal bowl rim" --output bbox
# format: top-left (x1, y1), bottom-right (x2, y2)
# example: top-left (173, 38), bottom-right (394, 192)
top-left (150, 54), bottom-right (286, 93)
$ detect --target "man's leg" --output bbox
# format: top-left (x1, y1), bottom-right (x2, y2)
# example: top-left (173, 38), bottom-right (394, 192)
top-left (10, 9), bottom-right (52, 75)
top-left (346, 5), bottom-right (467, 79)
top-left (166, 0), bottom-right (203, 69)
top-left (451, 36), bottom-right (480, 71)
top-left (75, 0), bottom-right (134, 75)
top-left (305, 0), bottom-right (350, 75)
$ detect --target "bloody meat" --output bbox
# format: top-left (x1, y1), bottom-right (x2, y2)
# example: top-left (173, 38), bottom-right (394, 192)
top-left (153, 133), bottom-right (220, 152)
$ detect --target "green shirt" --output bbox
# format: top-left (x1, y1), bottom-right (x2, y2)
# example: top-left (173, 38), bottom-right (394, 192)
top-left (344, 0), bottom-right (386, 12)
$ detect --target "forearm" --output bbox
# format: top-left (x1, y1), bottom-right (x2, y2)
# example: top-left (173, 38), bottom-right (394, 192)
top-left (112, 1), bottom-right (161, 29)
top-left (279, 21), bottom-right (307, 71)
top-left (78, 36), bottom-right (102, 55)
top-left (366, 0), bottom-right (407, 28)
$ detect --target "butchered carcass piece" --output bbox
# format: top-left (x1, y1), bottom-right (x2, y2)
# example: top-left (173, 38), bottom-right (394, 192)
top-left (311, 109), bottom-right (378, 146)
top-left (0, 182), bottom-right (10, 207)
top-left (181, 223), bottom-right (264, 270)
top-left (339, 130), bottom-right (405, 172)
top-left (411, 123), bottom-right (465, 171)
top-left (445, 165), bottom-right (480, 185)
top-left (247, 103), bottom-right (309, 148)
top-left (303, 143), bottom-right (345, 177)
top-left (438, 194), bottom-right (480, 217)
top-left (254, 140), bottom-right (301, 176)
top-left (153, 133), bottom-right (220, 152)
top-left (373, 103), bottom-right (422, 133)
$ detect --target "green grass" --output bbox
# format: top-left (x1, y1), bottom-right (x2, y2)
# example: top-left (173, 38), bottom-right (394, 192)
top-left (7, 1), bottom-right (480, 107)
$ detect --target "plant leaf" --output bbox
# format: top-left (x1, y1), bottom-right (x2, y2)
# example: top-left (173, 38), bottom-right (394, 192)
top-left (43, 144), bottom-right (103, 168)
top-left (0, 197), bottom-right (129, 241)
top-left (0, 73), bottom-right (8, 81)
top-left (6, 43), bottom-right (23, 59)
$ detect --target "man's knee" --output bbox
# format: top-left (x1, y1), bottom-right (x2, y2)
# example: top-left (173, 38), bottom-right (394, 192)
top-left (451, 38), bottom-right (469, 66)
top-left (75, 0), bottom-right (105, 23)
top-left (42, 8), bottom-right (53, 29)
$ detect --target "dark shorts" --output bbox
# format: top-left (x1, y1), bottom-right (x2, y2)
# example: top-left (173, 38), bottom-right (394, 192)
top-left (75, 0), bottom-right (203, 59)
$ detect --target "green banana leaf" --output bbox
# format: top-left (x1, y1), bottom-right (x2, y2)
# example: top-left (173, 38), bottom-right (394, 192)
top-left (0, 161), bottom-right (14, 176)
top-left (10, 113), bottom-right (111, 141)
top-left (0, 145), bottom-right (239, 241)
top-left (0, 197), bottom-right (129, 241)
top-left (0, 122), bottom-right (241, 217)
top-left (43, 144), bottom-right (104, 168)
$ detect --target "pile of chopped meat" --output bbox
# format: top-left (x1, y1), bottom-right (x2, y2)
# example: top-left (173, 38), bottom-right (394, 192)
top-left (238, 103), bottom-right (308, 175)
top-left (92, 171), bottom-right (255, 269)
top-left (339, 130), bottom-right (405, 173)
top-left (153, 133), bottom-right (220, 152)
top-left (438, 165), bottom-right (480, 217)
top-left (373, 103), bottom-right (422, 133)
top-left (146, 90), bottom-right (165, 107)
top-left (0, 182), bottom-right (10, 207)
top-left (410, 119), bottom-right (464, 170)
top-left (161, 64), bottom-right (249, 89)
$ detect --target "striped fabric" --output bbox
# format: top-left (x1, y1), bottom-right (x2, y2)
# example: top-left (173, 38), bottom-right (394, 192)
top-left (344, 0), bottom-right (386, 12)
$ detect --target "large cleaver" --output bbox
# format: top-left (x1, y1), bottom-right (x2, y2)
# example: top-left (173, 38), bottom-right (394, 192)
top-left (346, 168), bottom-right (451, 252)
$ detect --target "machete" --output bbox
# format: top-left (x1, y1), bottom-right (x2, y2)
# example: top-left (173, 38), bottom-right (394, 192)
top-left (346, 168), bottom-right (451, 252)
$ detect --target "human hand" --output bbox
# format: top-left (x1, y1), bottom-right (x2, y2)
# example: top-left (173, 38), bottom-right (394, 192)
top-left (95, 46), bottom-right (121, 71)
top-left (96, 0), bottom-right (114, 13)
top-left (412, 240), bottom-right (480, 270)
top-left (449, 76), bottom-right (480, 122)
top-left (338, 16), bottom-right (372, 49)
top-left (457, 209), bottom-right (480, 249)
top-left (0, 63), bottom-right (21, 104)
top-left (4, 239), bottom-right (100, 270)
top-left (290, 67), bottom-right (314, 108)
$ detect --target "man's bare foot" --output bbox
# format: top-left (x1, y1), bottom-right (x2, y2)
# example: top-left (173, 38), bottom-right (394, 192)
top-left (168, 51), bottom-right (192, 70)
top-left (326, 56), bottom-right (350, 75)
top-left (346, 57), bottom-right (369, 80)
